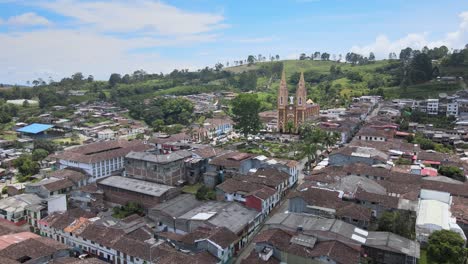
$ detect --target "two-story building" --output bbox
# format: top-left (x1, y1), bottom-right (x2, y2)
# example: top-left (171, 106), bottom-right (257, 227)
top-left (51, 140), bottom-right (152, 182)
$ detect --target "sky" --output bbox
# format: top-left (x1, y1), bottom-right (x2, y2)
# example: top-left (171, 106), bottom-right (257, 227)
top-left (0, 0), bottom-right (468, 84)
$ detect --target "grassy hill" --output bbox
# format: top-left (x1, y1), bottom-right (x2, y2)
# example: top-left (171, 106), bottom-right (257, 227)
top-left (226, 60), bottom-right (467, 108)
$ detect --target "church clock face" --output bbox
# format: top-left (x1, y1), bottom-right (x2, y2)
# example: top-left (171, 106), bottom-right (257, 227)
top-left (289, 106), bottom-right (293, 110)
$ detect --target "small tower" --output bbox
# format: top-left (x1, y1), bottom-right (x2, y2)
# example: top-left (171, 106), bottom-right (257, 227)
top-left (296, 72), bottom-right (306, 109)
top-left (295, 72), bottom-right (307, 128)
top-left (277, 70), bottom-right (288, 132)
top-left (278, 70), bottom-right (288, 108)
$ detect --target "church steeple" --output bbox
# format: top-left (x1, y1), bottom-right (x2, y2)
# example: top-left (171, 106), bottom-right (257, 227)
top-left (296, 72), bottom-right (306, 108)
top-left (278, 69), bottom-right (288, 108)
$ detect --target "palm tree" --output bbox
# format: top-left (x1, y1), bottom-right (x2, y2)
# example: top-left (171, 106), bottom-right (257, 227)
top-left (324, 132), bottom-right (340, 150)
top-left (286, 121), bottom-right (295, 134)
top-left (298, 125), bottom-right (327, 170)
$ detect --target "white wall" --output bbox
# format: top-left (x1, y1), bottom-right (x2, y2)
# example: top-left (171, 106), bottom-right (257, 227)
top-left (48, 195), bottom-right (67, 213)
top-left (420, 189), bottom-right (451, 204)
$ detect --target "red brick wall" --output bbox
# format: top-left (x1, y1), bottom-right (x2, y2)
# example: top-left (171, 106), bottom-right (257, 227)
top-left (245, 195), bottom-right (262, 212)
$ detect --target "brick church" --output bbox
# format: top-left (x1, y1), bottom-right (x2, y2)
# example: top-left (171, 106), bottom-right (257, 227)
top-left (277, 71), bottom-right (320, 133)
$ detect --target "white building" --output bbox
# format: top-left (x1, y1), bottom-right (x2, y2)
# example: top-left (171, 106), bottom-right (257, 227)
top-left (426, 99), bottom-right (439, 115)
top-left (51, 140), bottom-right (152, 182)
top-left (447, 102), bottom-right (459, 116)
top-left (0, 193), bottom-right (42, 224)
top-left (97, 129), bottom-right (115, 140)
top-left (416, 190), bottom-right (466, 243)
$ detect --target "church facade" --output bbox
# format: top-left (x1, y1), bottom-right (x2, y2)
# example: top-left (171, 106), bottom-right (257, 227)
top-left (277, 71), bottom-right (320, 133)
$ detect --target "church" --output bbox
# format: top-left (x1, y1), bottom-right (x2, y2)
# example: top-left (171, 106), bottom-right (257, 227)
top-left (277, 71), bottom-right (320, 133)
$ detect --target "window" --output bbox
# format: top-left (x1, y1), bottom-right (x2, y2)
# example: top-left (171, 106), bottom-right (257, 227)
top-left (280, 97), bottom-right (283, 105)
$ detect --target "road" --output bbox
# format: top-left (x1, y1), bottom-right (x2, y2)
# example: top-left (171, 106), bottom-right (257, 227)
top-left (234, 198), bottom-right (289, 264)
top-left (233, 156), bottom-right (306, 264)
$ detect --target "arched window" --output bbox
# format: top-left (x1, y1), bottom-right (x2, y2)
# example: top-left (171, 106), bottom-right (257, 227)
top-left (299, 97), bottom-right (302, 105)
top-left (280, 97), bottom-right (283, 105)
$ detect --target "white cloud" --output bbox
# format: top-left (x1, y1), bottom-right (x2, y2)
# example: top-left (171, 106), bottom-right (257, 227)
top-left (37, 0), bottom-right (227, 36)
top-left (351, 11), bottom-right (468, 58)
top-left (0, 29), bottom-right (209, 84)
top-left (237, 37), bottom-right (277, 43)
top-left (0, 0), bottom-right (227, 84)
top-left (6, 12), bottom-right (51, 26)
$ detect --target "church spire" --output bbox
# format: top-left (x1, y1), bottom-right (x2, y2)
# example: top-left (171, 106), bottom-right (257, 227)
top-left (280, 69), bottom-right (287, 89)
top-left (278, 69), bottom-right (288, 108)
top-left (299, 72), bottom-right (305, 86)
top-left (296, 71), bottom-right (306, 107)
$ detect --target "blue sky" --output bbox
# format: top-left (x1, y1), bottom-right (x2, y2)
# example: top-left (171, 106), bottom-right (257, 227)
top-left (0, 0), bottom-right (467, 84)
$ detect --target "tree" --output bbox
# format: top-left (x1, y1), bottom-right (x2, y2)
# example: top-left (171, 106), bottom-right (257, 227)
top-left (34, 140), bottom-right (57, 153)
top-left (321, 52), bottom-right (330, 61)
top-left (231, 94), bottom-right (262, 137)
top-left (109, 73), bottom-right (122, 87)
top-left (275, 54), bottom-right (280, 60)
top-left (151, 119), bottom-right (165, 132)
top-left (369, 52), bottom-right (376, 61)
top-left (87, 75), bottom-right (94, 82)
top-left (214, 63), bottom-right (223, 72)
top-left (98, 91), bottom-right (107, 101)
top-left (22, 100), bottom-right (29, 108)
top-left (411, 53), bottom-right (433, 83)
top-left (286, 120), bottom-right (295, 134)
top-left (299, 53), bottom-right (307, 60)
top-left (377, 211), bottom-right (415, 239)
top-left (247, 55), bottom-right (256, 66)
top-left (313, 51), bottom-right (321, 60)
top-left (71, 72), bottom-right (84, 84)
top-left (298, 125), bottom-right (331, 170)
top-left (13, 154), bottom-right (39, 177)
top-left (32, 149), bottom-right (49, 161)
top-left (196, 186), bottom-right (216, 200)
top-left (427, 230), bottom-right (467, 264)
top-left (399, 47), bottom-right (413, 63)
top-left (438, 165), bottom-right (465, 182)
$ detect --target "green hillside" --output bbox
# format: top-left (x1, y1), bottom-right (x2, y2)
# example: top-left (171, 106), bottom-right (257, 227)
top-left (226, 59), bottom-right (467, 108)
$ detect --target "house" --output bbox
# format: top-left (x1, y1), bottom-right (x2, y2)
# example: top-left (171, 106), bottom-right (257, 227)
top-left (329, 146), bottom-right (388, 166)
top-left (16, 123), bottom-right (66, 139)
top-left (0, 231), bottom-right (70, 263)
top-left (39, 211), bottom-right (216, 264)
top-left (216, 178), bottom-right (277, 217)
top-left (51, 140), bottom-right (152, 182)
top-left (194, 118), bottom-right (234, 142)
top-left (208, 151), bottom-right (255, 176)
top-left (265, 213), bottom-right (420, 264)
top-left (416, 189), bottom-right (466, 243)
top-left (178, 227), bottom-right (238, 264)
top-left (354, 187), bottom-right (400, 218)
top-left (426, 99), bottom-right (439, 115)
top-left (244, 228), bottom-right (361, 264)
top-left (205, 151), bottom-right (255, 187)
top-left (0, 193), bottom-right (42, 225)
top-left (251, 156), bottom-right (299, 188)
top-left (97, 176), bottom-right (180, 209)
top-left (355, 127), bottom-right (395, 142)
top-left (150, 132), bottom-right (192, 154)
top-left (363, 232), bottom-right (421, 264)
top-left (25, 177), bottom-right (75, 198)
top-left (125, 150), bottom-right (192, 186)
top-left (288, 187), bottom-right (372, 229)
top-left (97, 129), bottom-right (115, 140)
top-left (150, 195), bottom-right (261, 250)
top-left (69, 183), bottom-right (105, 213)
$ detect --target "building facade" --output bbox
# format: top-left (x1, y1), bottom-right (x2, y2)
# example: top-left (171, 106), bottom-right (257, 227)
top-left (277, 71), bottom-right (319, 133)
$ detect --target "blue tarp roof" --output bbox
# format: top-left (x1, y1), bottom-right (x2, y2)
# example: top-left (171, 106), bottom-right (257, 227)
top-left (17, 123), bottom-right (54, 134)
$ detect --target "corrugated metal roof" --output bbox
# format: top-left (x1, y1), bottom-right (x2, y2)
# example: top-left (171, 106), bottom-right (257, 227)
top-left (17, 123), bottom-right (53, 134)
